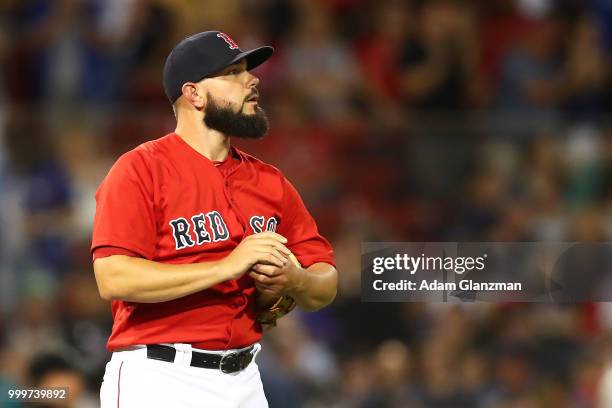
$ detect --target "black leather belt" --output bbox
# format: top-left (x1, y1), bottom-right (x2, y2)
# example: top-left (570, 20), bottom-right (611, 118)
top-left (146, 344), bottom-right (255, 374)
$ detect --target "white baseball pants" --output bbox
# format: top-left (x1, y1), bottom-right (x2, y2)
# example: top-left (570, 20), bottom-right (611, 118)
top-left (100, 343), bottom-right (268, 408)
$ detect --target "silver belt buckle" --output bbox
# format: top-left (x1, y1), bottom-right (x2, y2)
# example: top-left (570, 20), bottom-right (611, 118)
top-left (219, 348), bottom-right (252, 374)
top-left (219, 352), bottom-right (237, 374)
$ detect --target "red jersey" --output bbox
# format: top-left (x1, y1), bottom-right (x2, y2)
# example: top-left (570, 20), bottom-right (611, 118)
top-left (91, 133), bottom-right (335, 351)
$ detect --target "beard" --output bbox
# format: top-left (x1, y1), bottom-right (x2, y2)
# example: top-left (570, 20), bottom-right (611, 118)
top-left (203, 93), bottom-right (269, 139)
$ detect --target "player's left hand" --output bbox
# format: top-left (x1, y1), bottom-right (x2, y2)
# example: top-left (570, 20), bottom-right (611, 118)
top-left (249, 254), bottom-right (304, 298)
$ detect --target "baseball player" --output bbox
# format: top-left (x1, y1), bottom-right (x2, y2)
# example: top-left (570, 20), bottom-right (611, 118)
top-left (91, 31), bottom-right (338, 407)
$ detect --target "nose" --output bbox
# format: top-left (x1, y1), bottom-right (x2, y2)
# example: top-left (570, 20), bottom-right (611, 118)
top-left (247, 72), bottom-right (259, 88)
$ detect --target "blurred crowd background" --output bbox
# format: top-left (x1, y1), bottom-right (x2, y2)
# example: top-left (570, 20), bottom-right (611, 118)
top-left (2, 0), bottom-right (612, 406)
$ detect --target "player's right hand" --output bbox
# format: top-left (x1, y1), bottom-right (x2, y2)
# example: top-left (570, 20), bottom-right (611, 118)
top-left (221, 232), bottom-right (291, 280)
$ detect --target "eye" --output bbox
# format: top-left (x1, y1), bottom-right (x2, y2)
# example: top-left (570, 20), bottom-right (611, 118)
top-left (227, 69), bottom-right (240, 75)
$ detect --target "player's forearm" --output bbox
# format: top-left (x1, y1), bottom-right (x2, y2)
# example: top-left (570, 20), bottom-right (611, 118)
top-left (93, 255), bottom-right (229, 303)
top-left (288, 262), bottom-right (337, 312)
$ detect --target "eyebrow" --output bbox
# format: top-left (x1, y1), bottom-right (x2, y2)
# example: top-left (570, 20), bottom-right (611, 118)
top-left (222, 63), bottom-right (246, 74)
top-left (209, 62), bottom-right (246, 78)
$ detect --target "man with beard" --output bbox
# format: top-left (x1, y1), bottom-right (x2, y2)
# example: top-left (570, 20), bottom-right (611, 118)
top-left (91, 31), bottom-right (337, 407)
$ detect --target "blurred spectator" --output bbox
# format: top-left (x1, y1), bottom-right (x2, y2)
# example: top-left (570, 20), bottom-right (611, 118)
top-left (4, 113), bottom-right (72, 275)
top-left (158, 0), bottom-right (241, 39)
top-left (285, 3), bottom-right (361, 120)
top-left (28, 353), bottom-right (96, 407)
top-left (560, 15), bottom-right (610, 122)
top-left (354, 1), bottom-right (410, 104)
top-left (522, 133), bottom-right (567, 240)
top-left (397, 0), bottom-right (482, 111)
top-left (493, 12), bottom-right (564, 137)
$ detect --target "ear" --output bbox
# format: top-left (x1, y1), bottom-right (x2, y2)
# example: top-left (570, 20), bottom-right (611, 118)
top-left (181, 82), bottom-right (206, 109)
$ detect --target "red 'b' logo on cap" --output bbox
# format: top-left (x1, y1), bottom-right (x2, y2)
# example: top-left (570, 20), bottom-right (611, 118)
top-left (217, 32), bottom-right (239, 50)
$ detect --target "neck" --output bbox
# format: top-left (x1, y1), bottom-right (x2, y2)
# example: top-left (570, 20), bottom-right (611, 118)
top-left (175, 112), bottom-right (230, 162)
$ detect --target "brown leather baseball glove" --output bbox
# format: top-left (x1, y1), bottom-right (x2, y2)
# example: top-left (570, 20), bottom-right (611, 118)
top-left (255, 253), bottom-right (300, 328)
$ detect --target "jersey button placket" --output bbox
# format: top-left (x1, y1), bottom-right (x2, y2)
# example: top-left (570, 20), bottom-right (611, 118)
top-left (224, 179), bottom-right (231, 208)
top-left (221, 162), bottom-right (249, 233)
top-left (223, 178), bottom-right (239, 217)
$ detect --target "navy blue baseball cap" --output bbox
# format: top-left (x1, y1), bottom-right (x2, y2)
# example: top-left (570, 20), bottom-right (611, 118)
top-left (163, 31), bottom-right (274, 103)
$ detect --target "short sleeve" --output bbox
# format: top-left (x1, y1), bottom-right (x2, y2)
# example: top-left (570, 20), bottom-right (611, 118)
top-left (91, 150), bottom-right (157, 259)
top-left (277, 177), bottom-right (335, 268)
top-left (92, 246), bottom-right (142, 261)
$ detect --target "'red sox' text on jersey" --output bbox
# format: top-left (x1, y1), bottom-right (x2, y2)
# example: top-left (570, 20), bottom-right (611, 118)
top-left (91, 133), bottom-right (335, 351)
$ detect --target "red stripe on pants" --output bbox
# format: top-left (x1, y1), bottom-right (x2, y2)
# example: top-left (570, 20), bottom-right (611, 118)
top-left (117, 361), bottom-right (124, 408)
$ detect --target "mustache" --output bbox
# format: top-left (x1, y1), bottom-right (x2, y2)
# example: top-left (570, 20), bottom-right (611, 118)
top-left (245, 89), bottom-right (259, 102)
